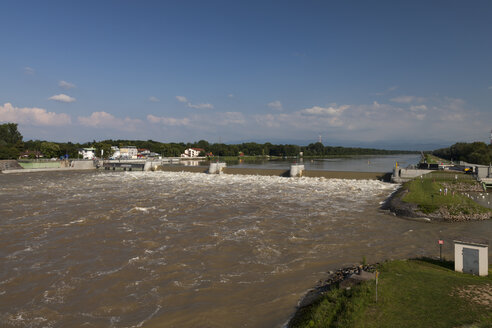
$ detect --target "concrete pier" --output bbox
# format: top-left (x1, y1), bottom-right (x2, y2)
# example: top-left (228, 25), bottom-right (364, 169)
top-left (209, 162), bottom-right (226, 174)
top-left (391, 161), bottom-right (432, 183)
top-left (290, 164), bottom-right (305, 177)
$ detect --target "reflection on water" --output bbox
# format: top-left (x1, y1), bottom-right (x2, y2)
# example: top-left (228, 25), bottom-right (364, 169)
top-left (181, 160), bottom-right (204, 166)
top-left (0, 169), bottom-right (490, 327)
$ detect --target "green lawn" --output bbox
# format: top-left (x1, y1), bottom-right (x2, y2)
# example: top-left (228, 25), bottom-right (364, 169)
top-left (290, 260), bottom-right (492, 328)
top-left (401, 172), bottom-right (489, 215)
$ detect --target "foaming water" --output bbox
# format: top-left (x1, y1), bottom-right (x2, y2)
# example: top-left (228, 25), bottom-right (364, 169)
top-left (0, 171), bottom-right (491, 327)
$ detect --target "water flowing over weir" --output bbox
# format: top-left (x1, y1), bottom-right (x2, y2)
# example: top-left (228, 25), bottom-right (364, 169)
top-left (0, 171), bottom-right (491, 327)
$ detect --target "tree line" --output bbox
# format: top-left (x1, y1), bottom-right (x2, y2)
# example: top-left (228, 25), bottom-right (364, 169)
top-left (1, 122), bottom-right (415, 160)
top-left (433, 142), bottom-right (492, 166)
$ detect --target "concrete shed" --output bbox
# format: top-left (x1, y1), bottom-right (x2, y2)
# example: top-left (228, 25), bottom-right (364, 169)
top-left (454, 240), bottom-right (488, 276)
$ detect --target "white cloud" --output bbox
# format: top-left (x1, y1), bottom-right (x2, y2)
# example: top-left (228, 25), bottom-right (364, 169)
top-left (300, 104), bottom-right (349, 116)
top-left (176, 95), bottom-right (214, 109)
top-left (78, 112), bottom-right (142, 130)
top-left (147, 114), bottom-right (190, 126)
top-left (24, 66), bottom-right (35, 75)
top-left (268, 100), bottom-right (283, 111)
top-left (148, 111), bottom-right (245, 128)
top-left (59, 80), bottom-right (76, 89)
top-left (0, 102), bottom-right (71, 126)
top-left (371, 86), bottom-right (398, 96)
top-left (488, 86), bottom-right (492, 90)
top-left (217, 112), bottom-right (245, 125)
top-left (254, 95), bottom-right (492, 143)
top-left (389, 96), bottom-right (425, 103)
top-left (188, 102), bottom-right (214, 109)
top-left (149, 96), bottom-right (160, 103)
top-left (228, 94), bottom-right (235, 98)
top-left (49, 94), bottom-right (76, 103)
top-left (410, 105), bottom-right (427, 111)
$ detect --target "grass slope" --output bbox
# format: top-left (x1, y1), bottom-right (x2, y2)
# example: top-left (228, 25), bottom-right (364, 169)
top-left (401, 172), bottom-right (490, 218)
top-left (291, 259), bottom-right (492, 328)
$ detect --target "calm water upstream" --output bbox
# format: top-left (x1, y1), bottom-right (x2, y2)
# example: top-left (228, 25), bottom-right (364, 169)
top-left (224, 154), bottom-right (421, 172)
top-left (1, 164), bottom-right (491, 327)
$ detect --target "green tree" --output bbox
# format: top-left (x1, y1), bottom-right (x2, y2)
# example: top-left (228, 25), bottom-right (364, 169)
top-left (0, 145), bottom-right (20, 159)
top-left (195, 139), bottom-right (210, 150)
top-left (434, 141), bottom-right (491, 165)
top-left (0, 123), bottom-right (23, 159)
top-left (40, 142), bottom-right (61, 158)
top-left (0, 123), bottom-right (23, 145)
top-left (94, 142), bottom-right (113, 159)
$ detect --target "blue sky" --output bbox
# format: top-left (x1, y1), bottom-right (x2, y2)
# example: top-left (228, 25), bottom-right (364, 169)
top-left (1, 0), bottom-right (491, 149)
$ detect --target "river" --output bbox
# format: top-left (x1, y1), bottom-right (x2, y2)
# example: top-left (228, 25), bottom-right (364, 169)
top-left (0, 158), bottom-right (491, 327)
top-left (224, 154), bottom-right (421, 172)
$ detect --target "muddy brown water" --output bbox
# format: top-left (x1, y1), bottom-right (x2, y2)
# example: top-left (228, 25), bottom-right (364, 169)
top-left (0, 170), bottom-right (491, 327)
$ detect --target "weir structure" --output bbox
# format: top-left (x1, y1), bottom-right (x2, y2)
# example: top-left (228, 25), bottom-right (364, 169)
top-left (391, 161), bottom-right (432, 183)
top-left (2, 158), bottom-right (390, 180)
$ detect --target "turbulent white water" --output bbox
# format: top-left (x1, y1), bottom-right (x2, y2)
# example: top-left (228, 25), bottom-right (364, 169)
top-left (0, 171), bottom-right (491, 327)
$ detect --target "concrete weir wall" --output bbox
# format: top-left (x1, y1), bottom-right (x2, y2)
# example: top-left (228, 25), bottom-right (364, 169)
top-left (70, 160), bottom-right (95, 169)
top-left (157, 165), bottom-right (387, 180)
top-left (1, 160), bottom-right (96, 174)
top-left (392, 168), bottom-right (432, 183)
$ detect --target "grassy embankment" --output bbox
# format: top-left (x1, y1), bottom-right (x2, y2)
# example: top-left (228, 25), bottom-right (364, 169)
top-left (290, 259), bottom-right (492, 328)
top-left (424, 153), bottom-right (451, 165)
top-left (401, 171), bottom-right (490, 217)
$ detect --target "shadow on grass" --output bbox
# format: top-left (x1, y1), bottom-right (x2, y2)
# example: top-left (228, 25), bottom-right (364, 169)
top-left (413, 257), bottom-right (455, 270)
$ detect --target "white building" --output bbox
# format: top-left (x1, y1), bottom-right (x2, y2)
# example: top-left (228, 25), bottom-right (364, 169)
top-left (181, 148), bottom-right (204, 158)
top-left (110, 146), bottom-right (121, 159)
top-left (78, 147), bottom-right (96, 160)
top-left (138, 149), bottom-right (151, 158)
top-left (120, 146), bottom-right (138, 159)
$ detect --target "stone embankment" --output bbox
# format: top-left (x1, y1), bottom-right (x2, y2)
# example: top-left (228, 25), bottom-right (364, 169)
top-left (0, 160), bottom-right (23, 171)
top-left (287, 264), bottom-right (377, 327)
top-left (381, 187), bottom-right (423, 219)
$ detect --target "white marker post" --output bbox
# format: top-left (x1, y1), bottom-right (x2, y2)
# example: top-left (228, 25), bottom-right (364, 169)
top-left (438, 239), bottom-right (444, 261)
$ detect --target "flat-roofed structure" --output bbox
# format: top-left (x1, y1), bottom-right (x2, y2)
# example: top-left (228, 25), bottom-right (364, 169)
top-left (454, 240), bottom-right (488, 276)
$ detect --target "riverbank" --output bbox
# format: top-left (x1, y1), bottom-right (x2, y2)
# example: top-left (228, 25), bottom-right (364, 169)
top-left (288, 259), bottom-right (492, 328)
top-left (382, 172), bottom-right (492, 222)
